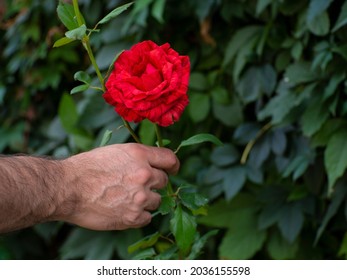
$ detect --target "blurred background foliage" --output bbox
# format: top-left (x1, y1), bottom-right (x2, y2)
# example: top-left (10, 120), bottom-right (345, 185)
top-left (1, 0), bottom-right (347, 259)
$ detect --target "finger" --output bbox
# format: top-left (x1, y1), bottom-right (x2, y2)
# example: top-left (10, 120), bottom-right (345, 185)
top-left (147, 168), bottom-right (168, 190)
top-left (132, 211), bottom-right (152, 228)
top-left (144, 191), bottom-right (162, 211)
top-left (146, 146), bottom-right (180, 174)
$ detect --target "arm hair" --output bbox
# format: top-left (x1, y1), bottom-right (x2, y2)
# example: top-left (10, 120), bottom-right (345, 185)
top-left (0, 155), bottom-right (66, 233)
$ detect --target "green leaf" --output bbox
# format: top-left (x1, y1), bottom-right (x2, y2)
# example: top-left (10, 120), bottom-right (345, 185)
top-left (222, 25), bottom-right (262, 68)
top-left (311, 50), bottom-right (333, 71)
top-left (99, 130), bottom-right (113, 147)
top-left (151, 0), bottom-right (166, 23)
top-left (246, 164), bottom-right (264, 184)
top-left (187, 230), bottom-right (219, 260)
top-left (307, 0), bottom-right (334, 24)
top-left (248, 135), bottom-right (271, 168)
top-left (71, 132), bottom-right (94, 151)
top-left (315, 182), bottom-right (347, 244)
top-left (139, 119), bottom-right (156, 145)
top-left (188, 93), bottom-right (210, 123)
top-left (222, 166), bottom-right (246, 200)
top-left (65, 24), bottom-right (87, 40)
top-left (301, 97), bottom-right (329, 137)
top-left (70, 71), bottom-right (92, 94)
top-left (323, 72), bottom-right (345, 100)
top-left (214, 200), bottom-right (266, 260)
top-left (192, 0), bottom-right (215, 21)
top-left (324, 131), bottom-right (347, 193)
top-left (170, 204), bottom-right (197, 256)
top-left (34, 222), bottom-right (62, 243)
top-left (97, 2), bottom-right (134, 26)
top-left (256, 0), bottom-right (272, 15)
top-left (60, 228), bottom-right (116, 259)
top-left (155, 139), bottom-right (171, 147)
top-left (199, 194), bottom-right (259, 228)
top-left (0, 85), bottom-right (5, 105)
top-left (270, 129), bottom-right (287, 156)
top-left (57, 2), bottom-right (79, 30)
top-left (258, 82), bottom-right (315, 124)
top-left (210, 144), bottom-right (240, 167)
top-left (58, 93), bottom-right (78, 133)
top-left (284, 62), bottom-right (320, 86)
top-left (233, 123), bottom-right (260, 145)
top-left (312, 119), bottom-right (347, 147)
top-left (275, 51), bottom-right (292, 71)
top-left (307, 11), bottom-right (330, 36)
top-left (189, 72), bottom-right (209, 91)
top-left (74, 71), bottom-right (92, 84)
top-left (127, 232), bottom-right (160, 254)
top-left (283, 155), bottom-right (310, 180)
top-left (132, 248), bottom-right (156, 260)
top-left (236, 64), bottom-right (277, 104)
top-left (53, 37), bottom-right (75, 48)
top-left (258, 202), bottom-right (283, 230)
top-left (213, 98), bottom-right (244, 127)
top-left (219, 227), bottom-right (266, 260)
top-left (178, 187), bottom-right (208, 211)
top-left (157, 195), bottom-right (176, 215)
top-left (338, 232), bottom-right (347, 258)
top-left (211, 86), bottom-right (229, 104)
top-left (70, 84), bottom-right (89, 95)
top-left (332, 0), bottom-right (347, 32)
top-left (277, 203), bottom-right (304, 243)
top-left (177, 133), bottom-right (223, 151)
top-left (267, 230), bottom-right (299, 260)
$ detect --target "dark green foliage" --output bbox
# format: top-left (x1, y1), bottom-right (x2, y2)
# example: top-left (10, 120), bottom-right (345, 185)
top-left (1, 0), bottom-right (347, 259)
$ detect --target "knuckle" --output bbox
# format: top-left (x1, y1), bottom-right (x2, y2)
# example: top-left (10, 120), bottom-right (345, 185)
top-left (124, 211), bottom-right (141, 226)
top-left (124, 210), bottom-right (151, 228)
top-left (165, 152), bottom-right (179, 172)
top-left (133, 190), bottom-right (148, 205)
top-left (136, 167), bottom-right (153, 185)
top-left (129, 143), bottom-right (146, 157)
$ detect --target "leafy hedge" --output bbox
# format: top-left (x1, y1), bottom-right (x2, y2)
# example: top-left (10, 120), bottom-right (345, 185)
top-left (1, 0), bottom-right (347, 259)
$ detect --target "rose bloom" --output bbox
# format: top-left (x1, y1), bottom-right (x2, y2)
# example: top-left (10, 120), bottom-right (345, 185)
top-left (103, 40), bottom-right (190, 127)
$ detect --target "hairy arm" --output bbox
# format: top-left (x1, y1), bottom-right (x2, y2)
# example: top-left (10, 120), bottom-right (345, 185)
top-left (0, 155), bottom-right (66, 233)
top-left (0, 144), bottom-right (179, 234)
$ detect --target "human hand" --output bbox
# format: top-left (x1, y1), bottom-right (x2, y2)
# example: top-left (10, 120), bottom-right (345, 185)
top-left (56, 143), bottom-right (179, 231)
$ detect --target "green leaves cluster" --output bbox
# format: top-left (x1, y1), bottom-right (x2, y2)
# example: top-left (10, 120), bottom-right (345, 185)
top-left (128, 185), bottom-right (216, 260)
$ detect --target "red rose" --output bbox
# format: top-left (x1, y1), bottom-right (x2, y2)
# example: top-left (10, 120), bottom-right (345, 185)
top-left (103, 40), bottom-right (190, 127)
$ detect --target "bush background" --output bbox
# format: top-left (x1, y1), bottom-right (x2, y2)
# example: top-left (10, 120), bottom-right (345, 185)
top-left (1, 0), bottom-right (347, 259)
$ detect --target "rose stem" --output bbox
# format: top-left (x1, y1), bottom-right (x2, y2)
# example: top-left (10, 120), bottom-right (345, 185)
top-left (123, 120), bottom-right (141, 143)
top-left (155, 124), bottom-right (164, 147)
top-left (72, 0), bottom-right (105, 92)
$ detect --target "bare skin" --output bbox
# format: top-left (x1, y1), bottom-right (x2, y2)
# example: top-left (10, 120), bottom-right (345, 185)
top-left (0, 143), bottom-right (179, 233)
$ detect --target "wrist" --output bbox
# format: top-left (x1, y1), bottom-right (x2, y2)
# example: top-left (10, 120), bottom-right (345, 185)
top-left (49, 156), bottom-right (80, 223)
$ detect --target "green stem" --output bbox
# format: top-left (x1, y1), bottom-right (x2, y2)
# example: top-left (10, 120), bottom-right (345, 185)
top-left (83, 41), bottom-right (106, 92)
top-left (72, 0), bottom-right (83, 26)
top-left (72, 0), bottom-right (105, 92)
top-left (155, 124), bottom-right (163, 147)
top-left (123, 119), bottom-right (141, 143)
top-left (240, 122), bottom-right (272, 164)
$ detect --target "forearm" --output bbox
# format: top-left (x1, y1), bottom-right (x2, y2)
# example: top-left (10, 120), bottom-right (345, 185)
top-left (0, 155), bottom-right (66, 233)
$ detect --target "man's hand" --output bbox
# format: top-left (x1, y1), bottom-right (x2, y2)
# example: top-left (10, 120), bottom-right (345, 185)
top-left (0, 144), bottom-right (179, 233)
top-left (56, 143), bottom-right (179, 230)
